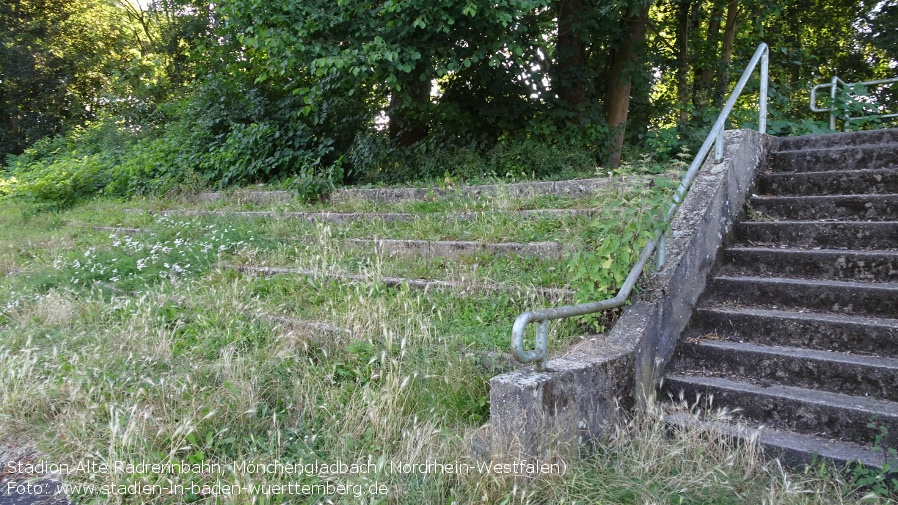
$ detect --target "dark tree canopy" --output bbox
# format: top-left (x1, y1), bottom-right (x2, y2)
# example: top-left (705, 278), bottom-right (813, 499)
top-left (2, 0), bottom-right (896, 192)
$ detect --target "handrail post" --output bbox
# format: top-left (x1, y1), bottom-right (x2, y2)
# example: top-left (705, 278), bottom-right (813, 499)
top-left (830, 75), bottom-right (839, 131)
top-left (760, 47), bottom-right (769, 134)
top-left (714, 130), bottom-right (724, 162)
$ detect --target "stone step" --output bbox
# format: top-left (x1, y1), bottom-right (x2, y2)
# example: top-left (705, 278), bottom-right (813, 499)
top-left (674, 340), bottom-right (898, 401)
top-left (769, 143), bottom-right (898, 172)
top-left (690, 306), bottom-right (898, 357)
top-left (735, 221), bottom-right (898, 250)
top-left (707, 275), bottom-right (898, 318)
top-left (198, 176), bottom-right (643, 205)
top-left (757, 168), bottom-right (898, 196)
top-left (750, 194), bottom-right (898, 221)
top-left (775, 128), bottom-right (898, 151)
top-left (664, 412), bottom-right (898, 471)
top-left (92, 226), bottom-right (144, 235)
top-left (663, 374), bottom-right (898, 448)
top-left (146, 207), bottom-right (597, 224)
top-left (719, 247), bottom-right (898, 282)
top-left (232, 265), bottom-right (575, 301)
top-left (345, 238), bottom-right (567, 260)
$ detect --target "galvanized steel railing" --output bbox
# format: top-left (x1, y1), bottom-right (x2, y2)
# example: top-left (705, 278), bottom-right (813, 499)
top-left (811, 76), bottom-right (898, 131)
top-left (511, 42), bottom-right (770, 372)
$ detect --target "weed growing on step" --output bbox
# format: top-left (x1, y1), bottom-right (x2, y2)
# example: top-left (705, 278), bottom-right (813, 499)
top-left (567, 177), bottom-right (678, 331)
top-left (847, 421), bottom-right (898, 498)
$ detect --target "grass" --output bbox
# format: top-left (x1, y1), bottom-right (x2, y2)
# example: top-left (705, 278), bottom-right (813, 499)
top-left (0, 187), bottom-right (886, 504)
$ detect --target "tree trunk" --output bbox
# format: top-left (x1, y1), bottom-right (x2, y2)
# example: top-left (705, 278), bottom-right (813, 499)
top-left (675, 0), bottom-right (693, 129)
top-left (389, 58), bottom-right (432, 147)
top-left (604, 4), bottom-right (651, 169)
top-left (713, 0), bottom-right (739, 106)
top-left (554, 0), bottom-right (590, 123)
top-left (699, 4), bottom-right (723, 91)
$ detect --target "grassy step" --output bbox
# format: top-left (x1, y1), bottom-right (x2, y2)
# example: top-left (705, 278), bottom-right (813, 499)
top-left (750, 194), bottom-right (898, 221)
top-left (689, 306), bottom-right (898, 357)
top-left (674, 339), bottom-right (898, 401)
top-left (769, 143), bottom-right (898, 173)
top-left (345, 238), bottom-right (566, 259)
top-left (735, 221), bottom-right (898, 249)
top-left (720, 246), bottom-right (898, 282)
top-left (235, 270), bottom-right (585, 350)
top-left (775, 128), bottom-right (898, 151)
top-left (664, 412), bottom-right (898, 471)
top-left (241, 239), bottom-right (570, 287)
top-left (80, 208), bottom-right (597, 244)
top-left (663, 374), bottom-right (898, 448)
top-left (88, 228), bottom-right (568, 260)
top-left (757, 168), bottom-right (898, 196)
top-left (150, 207), bottom-right (600, 224)
top-left (200, 176), bottom-right (640, 206)
top-left (707, 275), bottom-right (898, 318)
top-left (232, 265), bottom-right (576, 301)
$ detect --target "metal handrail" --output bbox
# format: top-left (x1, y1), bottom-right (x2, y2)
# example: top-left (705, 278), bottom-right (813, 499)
top-left (511, 42), bottom-right (770, 372)
top-left (811, 76), bottom-right (898, 131)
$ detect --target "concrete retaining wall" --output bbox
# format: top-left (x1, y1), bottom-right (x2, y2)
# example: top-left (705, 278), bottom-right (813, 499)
top-left (488, 130), bottom-right (774, 457)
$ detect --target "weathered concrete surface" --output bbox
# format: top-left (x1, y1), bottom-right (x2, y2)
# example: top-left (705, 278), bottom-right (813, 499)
top-left (750, 194), bottom-right (898, 221)
top-left (489, 313), bottom-right (645, 457)
top-left (776, 127), bottom-right (898, 151)
top-left (708, 275), bottom-right (898, 317)
top-left (736, 220), bottom-right (898, 250)
top-left (770, 142), bottom-right (898, 171)
top-left (197, 176), bottom-right (645, 205)
top-left (489, 130), bottom-right (770, 455)
top-left (691, 306), bottom-right (898, 356)
top-left (720, 246), bottom-right (898, 282)
top-left (676, 339), bottom-right (898, 400)
top-left (664, 412), bottom-right (898, 472)
top-left (758, 167), bottom-right (898, 195)
top-left (665, 374), bottom-right (898, 448)
top-left (233, 265), bottom-right (575, 302)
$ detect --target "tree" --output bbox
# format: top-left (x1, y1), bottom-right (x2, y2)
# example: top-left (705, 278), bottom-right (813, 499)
top-left (604, 2), bottom-right (653, 168)
top-left (0, 0), bottom-right (131, 159)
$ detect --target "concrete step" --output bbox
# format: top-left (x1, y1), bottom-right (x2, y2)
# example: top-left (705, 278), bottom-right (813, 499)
top-left (735, 221), bottom-right (898, 250)
top-left (757, 168), bottom-right (898, 196)
top-left (775, 128), bottom-right (898, 151)
top-left (664, 412), bottom-right (898, 471)
top-left (690, 306), bottom-right (898, 357)
top-left (750, 194), bottom-right (898, 221)
top-left (198, 176), bottom-right (641, 205)
top-left (345, 238), bottom-right (567, 260)
top-left (232, 265), bottom-right (575, 301)
top-left (674, 340), bottom-right (898, 401)
top-left (769, 143), bottom-right (898, 172)
top-left (147, 207), bottom-right (597, 224)
top-left (707, 275), bottom-right (898, 318)
top-left (719, 246), bottom-right (898, 282)
top-left (663, 374), bottom-right (898, 448)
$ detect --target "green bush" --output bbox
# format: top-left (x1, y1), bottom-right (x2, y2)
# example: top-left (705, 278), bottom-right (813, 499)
top-left (1, 154), bottom-right (110, 208)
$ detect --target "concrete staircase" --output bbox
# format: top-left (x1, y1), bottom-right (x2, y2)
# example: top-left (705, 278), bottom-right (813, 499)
top-left (662, 128), bottom-right (898, 468)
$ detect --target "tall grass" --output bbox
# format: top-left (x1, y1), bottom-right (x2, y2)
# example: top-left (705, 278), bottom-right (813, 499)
top-left (0, 197), bottom-right (881, 504)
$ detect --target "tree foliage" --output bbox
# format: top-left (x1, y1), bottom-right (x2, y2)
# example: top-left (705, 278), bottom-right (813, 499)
top-left (0, 0), bottom-right (132, 156)
top-left (2, 0), bottom-right (896, 201)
